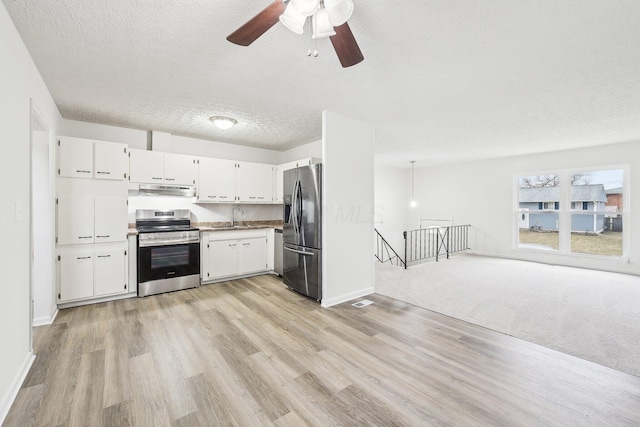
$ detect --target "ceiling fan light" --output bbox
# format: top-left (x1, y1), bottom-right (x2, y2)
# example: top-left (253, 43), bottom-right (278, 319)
top-left (209, 116), bottom-right (237, 130)
top-left (324, 0), bottom-right (354, 26)
top-left (290, 0), bottom-right (319, 16)
top-left (279, 3), bottom-right (307, 34)
top-left (311, 8), bottom-right (336, 39)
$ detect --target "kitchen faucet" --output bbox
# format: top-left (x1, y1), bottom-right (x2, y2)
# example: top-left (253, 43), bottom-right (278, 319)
top-left (231, 205), bottom-right (245, 227)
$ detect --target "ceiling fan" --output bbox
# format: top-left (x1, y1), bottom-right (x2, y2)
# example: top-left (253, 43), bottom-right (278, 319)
top-left (227, 0), bottom-right (364, 68)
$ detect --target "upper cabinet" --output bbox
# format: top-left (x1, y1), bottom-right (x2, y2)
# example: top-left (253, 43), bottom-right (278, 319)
top-left (236, 161), bottom-right (274, 203)
top-left (129, 149), bottom-right (197, 186)
top-left (275, 158), bottom-right (321, 203)
top-left (57, 196), bottom-right (128, 245)
top-left (198, 157), bottom-right (236, 202)
top-left (58, 136), bottom-right (128, 180)
top-left (197, 159), bottom-right (274, 203)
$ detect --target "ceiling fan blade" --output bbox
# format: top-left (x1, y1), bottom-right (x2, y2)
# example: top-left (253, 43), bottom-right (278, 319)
top-left (227, 0), bottom-right (286, 46)
top-left (329, 22), bottom-right (364, 68)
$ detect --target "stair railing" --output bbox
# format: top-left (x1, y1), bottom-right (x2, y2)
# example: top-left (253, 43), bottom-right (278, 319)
top-left (404, 224), bottom-right (470, 265)
top-left (374, 228), bottom-right (406, 268)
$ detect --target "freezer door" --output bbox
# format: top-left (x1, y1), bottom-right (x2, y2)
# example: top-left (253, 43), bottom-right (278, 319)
top-left (283, 164), bottom-right (322, 249)
top-left (283, 243), bottom-right (322, 300)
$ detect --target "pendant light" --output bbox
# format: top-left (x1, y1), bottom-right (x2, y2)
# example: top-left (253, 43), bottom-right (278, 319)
top-left (410, 161), bottom-right (417, 208)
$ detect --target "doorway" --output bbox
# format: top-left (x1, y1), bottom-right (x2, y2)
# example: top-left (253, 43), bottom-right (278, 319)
top-left (30, 101), bottom-right (56, 337)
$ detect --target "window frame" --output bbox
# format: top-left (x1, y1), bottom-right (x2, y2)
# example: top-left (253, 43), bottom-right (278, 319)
top-left (514, 165), bottom-right (630, 261)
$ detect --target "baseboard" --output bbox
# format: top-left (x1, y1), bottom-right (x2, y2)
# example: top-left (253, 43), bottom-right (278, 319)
top-left (321, 287), bottom-right (375, 308)
top-left (0, 350), bottom-right (35, 425)
top-left (33, 306), bottom-right (59, 327)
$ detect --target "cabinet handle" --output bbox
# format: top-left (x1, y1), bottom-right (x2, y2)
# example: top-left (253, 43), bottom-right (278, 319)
top-left (96, 235), bottom-right (110, 238)
top-left (249, 197), bottom-right (256, 199)
top-left (257, 197), bottom-right (264, 199)
top-left (78, 236), bottom-right (92, 239)
top-left (152, 177), bottom-right (163, 180)
top-left (97, 255), bottom-right (111, 258)
top-left (219, 196), bottom-right (228, 199)
top-left (76, 170), bottom-right (91, 174)
top-left (166, 178), bottom-right (175, 181)
top-left (207, 195), bottom-right (217, 199)
top-left (243, 243), bottom-right (251, 246)
top-left (77, 256), bottom-right (92, 260)
top-left (229, 244), bottom-right (237, 247)
top-left (96, 171), bottom-right (111, 175)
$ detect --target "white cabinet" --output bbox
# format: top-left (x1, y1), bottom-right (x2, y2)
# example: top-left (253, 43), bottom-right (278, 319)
top-left (94, 141), bottom-right (128, 180)
top-left (206, 239), bottom-right (238, 280)
top-left (58, 245), bottom-right (128, 303)
top-left (165, 153), bottom-right (198, 185)
top-left (59, 249), bottom-right (94, 301)
top-left (275, 158), bottom-right (321, 203)
top-left (129, 149), bottom-right (197, 185)
top-left (58, 137), bottom-right (128, 180)
top-left (197, 157), bottom-right (236, 202)
top-left (58, 137), bottom-right (93, 178)
top-left (57, 197), bottom-right (95, 245)
top-left (94, 249), bottom-right (127, 296)
top-left (57, 196), bottom-right (128, 245)
top-left (128, 149), bottom-right (164, 184)
top-left (201, 229), bottom-right (270, 282)
top-left (236, 162), bottom-right (274, 203)
top-left (239, 237), bottom-right (267, 274)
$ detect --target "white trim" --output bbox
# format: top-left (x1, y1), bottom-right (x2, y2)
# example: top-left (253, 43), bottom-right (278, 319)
top-left (33, 307), bottom-right (58, 327)
top-left (321, 287), bottom-right (375, 308)
top-left (0, 351), bottom-right (35, 425)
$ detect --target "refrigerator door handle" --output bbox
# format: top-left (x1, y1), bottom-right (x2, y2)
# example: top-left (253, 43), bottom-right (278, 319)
top-left (284, 246), bottom-right (315, 256)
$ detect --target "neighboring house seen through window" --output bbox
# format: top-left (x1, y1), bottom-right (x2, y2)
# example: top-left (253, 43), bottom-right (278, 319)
top-left (516, 168), bottom-right (626, 259)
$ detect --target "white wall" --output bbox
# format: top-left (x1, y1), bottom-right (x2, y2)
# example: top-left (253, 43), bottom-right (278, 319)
top-left (0, 2), bottom-right (63, 422)
top-left (374, 165), bottom-right (411, 254)
top-left (169, 135), bottom-right (281, 164)
top-left (411, 140), bottom-right (640, 275)
top-left (62, 119), bottom-right (147, 149)
top-left (281, 140), bottom-right (322, 162)
top-left (321, 111), bottom-right (375, 307)
top-left (127, 197), bottom-right (281, 224)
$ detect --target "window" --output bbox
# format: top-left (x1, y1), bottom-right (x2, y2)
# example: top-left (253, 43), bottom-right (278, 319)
top-left (515, 168), bottom-right (627, 259)
top-left (569, 169), bottom-right (624, 257)
top-left (517, 175), bottom-right (560, 251)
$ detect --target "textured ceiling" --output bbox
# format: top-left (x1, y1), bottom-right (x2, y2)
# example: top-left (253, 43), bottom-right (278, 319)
top-left (4, 0), bottom-right (640, 166)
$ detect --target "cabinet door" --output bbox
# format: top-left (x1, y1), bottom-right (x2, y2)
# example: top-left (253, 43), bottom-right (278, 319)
top-left (207, 239), bottom-right (238, 279)
top-left (164, 153), bottom-right (197, 186)
top-left (94, 248), bottom-right (127, 296)
top-left (239, 237), bottom-right (267, 274)
top-left (237, 162), bottom-right (274, 202)
top-left (129, 149), bottom-right (165, 184)
top-left (57, 197), bottom-right (95, 245)
top-left (58, 137), bottom-right (93, 178)
top-left (94, 141), bottom-right (128, 180)
top-left (94, 197), bottom-right (128, 243)
top-left (275, 160), bottom-right (300, 203)
top-left (59, 250), bottom-right (94, 301)
top-left (198, 158), bottom-right (236, 202)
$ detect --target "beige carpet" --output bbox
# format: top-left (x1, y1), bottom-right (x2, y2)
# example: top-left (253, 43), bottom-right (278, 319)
top-left (375, 253), bottom-right (640, 377)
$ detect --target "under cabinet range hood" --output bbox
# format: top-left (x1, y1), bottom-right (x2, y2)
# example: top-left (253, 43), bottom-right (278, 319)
top-left (137, 184), bottom-right (196, 197)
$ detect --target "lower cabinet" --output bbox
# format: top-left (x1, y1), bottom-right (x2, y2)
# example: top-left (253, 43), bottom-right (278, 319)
top-left (202, 229), bottom-right (270, 282)
top-left (58, 243), bottom-right (128, 303)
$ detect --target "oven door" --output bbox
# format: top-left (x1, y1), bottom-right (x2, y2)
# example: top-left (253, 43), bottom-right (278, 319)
top-left (137, 240), bottom-right (200, 285)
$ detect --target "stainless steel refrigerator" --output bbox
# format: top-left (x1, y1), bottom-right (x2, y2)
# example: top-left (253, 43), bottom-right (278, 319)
top-left (283, 164), bottom-right (322, 300)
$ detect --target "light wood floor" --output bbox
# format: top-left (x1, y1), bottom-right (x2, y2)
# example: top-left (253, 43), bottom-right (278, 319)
top-left (5, 274), bottom-right (640, 426)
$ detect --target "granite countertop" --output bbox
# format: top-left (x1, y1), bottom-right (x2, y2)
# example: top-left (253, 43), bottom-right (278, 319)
top-left (196, 221), bottom-right (283, 232)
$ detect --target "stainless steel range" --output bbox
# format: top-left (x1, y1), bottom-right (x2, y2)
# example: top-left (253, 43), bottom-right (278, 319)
top-left (136, 209), bottom-right (200, 297)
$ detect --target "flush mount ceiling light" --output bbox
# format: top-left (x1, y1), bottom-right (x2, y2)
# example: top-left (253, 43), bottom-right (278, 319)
top-left (209, 116), bottom-right (237, 130)
top-left (226, 0), bottom-right (363, 68)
